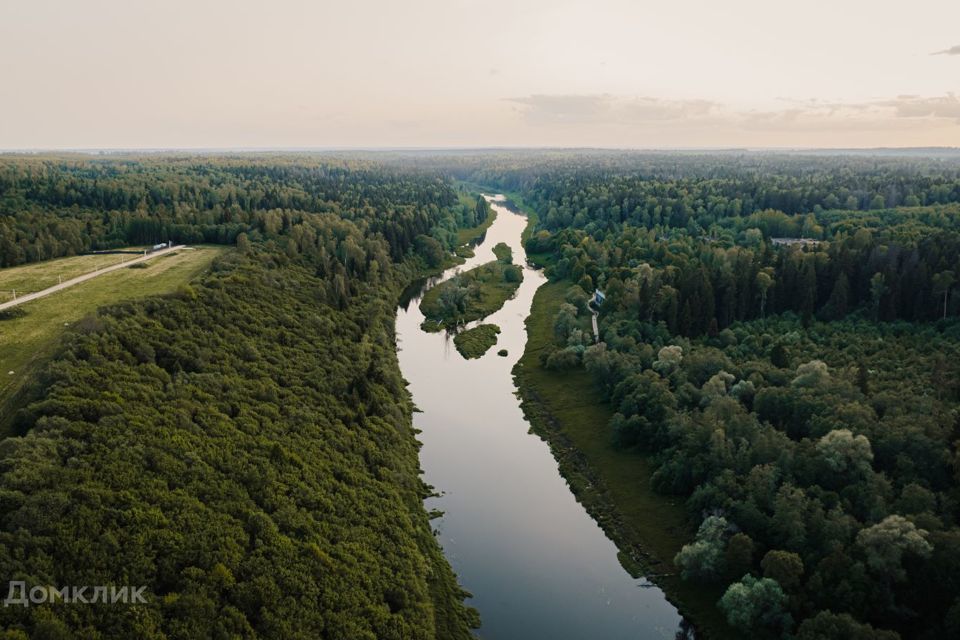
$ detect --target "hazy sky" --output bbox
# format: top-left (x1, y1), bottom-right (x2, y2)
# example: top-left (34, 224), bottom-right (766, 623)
top-left (1, 0), bottom-right (959, 149)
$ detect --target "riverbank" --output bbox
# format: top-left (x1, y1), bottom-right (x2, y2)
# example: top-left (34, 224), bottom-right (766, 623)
top-left (415, 192), bottom-right (497, 280)
top-left (513, 280), bottom-right (737, 640)
top-left (456, 191), bottom-right (497, 245)
top-left (485, 188), bottom-right (559, 268)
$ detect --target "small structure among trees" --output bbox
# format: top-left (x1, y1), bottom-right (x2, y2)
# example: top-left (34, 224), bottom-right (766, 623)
top-left (770, 238), bottom-right (821, 247)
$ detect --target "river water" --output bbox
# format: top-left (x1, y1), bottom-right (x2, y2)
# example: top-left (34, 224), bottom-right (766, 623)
top-left (395, 196), bottom-right (688, 639)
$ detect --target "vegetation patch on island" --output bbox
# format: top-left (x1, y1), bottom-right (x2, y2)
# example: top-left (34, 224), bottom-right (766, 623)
top-left (453, 323), bottom-right (501, 359)
top-left (492, 241), bottom-right (512, 262)
top-left (420, 243), bottom-right (523, 331)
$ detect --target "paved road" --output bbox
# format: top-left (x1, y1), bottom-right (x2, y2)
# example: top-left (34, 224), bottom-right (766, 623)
top-left (0, 245), bottom-right (185, 312)
top-left (590, 305), bottom-right (600, 343)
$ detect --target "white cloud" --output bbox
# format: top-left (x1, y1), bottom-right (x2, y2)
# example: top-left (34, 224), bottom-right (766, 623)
top-left (509, 93), bottom-right (960, 132)
top-left (932, 45), bottom-right (960, 56)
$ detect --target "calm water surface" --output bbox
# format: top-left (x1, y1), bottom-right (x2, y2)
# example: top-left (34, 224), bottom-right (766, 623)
top-left (396, 196), bottom-right (689, 640)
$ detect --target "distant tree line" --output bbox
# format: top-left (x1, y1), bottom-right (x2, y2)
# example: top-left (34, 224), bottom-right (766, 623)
top-left (530, 208), bottom-right (960, 336)
top-left (0, 156), bottom-right (460, 267)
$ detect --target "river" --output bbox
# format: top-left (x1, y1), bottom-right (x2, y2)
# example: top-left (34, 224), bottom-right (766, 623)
top-left (396, 195), bottom-right (689, 639)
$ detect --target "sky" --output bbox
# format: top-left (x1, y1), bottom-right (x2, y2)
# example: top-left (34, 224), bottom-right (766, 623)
top-left (1, 0), bottom-right (959, 150)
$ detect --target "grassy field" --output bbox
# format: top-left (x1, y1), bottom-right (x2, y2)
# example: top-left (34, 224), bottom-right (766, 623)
top-left (513, 279), bottom-right (737, 639)
top-left (453, 323), bottom-right (500, 359)
top-left (0, 249), bottom-right (153, 303)
top-left (0, 246), bottom-right (228, 435)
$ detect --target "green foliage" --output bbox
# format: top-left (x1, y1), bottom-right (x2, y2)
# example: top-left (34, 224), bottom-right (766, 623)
top-left (723, 533), bottom-right (755, 580)
top-left (415, 235), bottom-right (446, 268)
top-left (0, 307), bottom-right (26, 321)
top-left (0, 156), bottom-right (463, 267)
top-left (652, 345), bottom-right (683, 376)
top-left (0, 247), bottom-right (226, 437)
top-left (675, 516), bottom-right (731, 582)
top-left (492, 242), bottom-right (512, 263)
top-left (769, 343), bottom-right (790, 368)
top-left (453, 324), bottom-right (501, 359)
top-left (7, 151), bottom-right (960, 639)
top-left (702, 370), bottom-right (736, 404)
top-left (791, 359), bottom-right (830, 387)
top-left (453, 193), bottom-right (496, 246)
top-left (609, 370), bottom-right (676, 450)
top-left (761, 550), bottom-right (804, 591)
top-left (486, 152), bottom-right (960, 637)
top-left (553, 302), bottom-right (579, 341)
top-left (564, 284), bottom-right (590, 314)
top-left (513, 279), bottom-right (737, 638)
top-left (816, 429), bottom-right (875, 481)
top-left (419, 259), bottom-right (522, 330)
top-left (856, 516), bottom-right (932, 582)
top-left (0, 159), bottom-right (477, 639)
top-left (503, 264), bottom-right (522, 283)
top-left (718, 574), bottom-right (792, 637)
top-left (796, 611), bottom-right (901, 640)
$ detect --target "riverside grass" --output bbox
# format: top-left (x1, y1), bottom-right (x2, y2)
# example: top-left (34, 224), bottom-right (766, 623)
top-left (513, 279), bottom-right (737, 640)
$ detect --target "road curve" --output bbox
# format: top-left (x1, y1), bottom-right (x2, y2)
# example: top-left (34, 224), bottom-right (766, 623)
top-left (0, 245), bottom-right (186, 312)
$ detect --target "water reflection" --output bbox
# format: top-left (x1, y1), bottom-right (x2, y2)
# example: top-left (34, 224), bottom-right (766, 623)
top-left (396, 196), bottom-right (689, 639)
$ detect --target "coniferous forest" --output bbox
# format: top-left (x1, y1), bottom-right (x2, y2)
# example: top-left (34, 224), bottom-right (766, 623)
top-left (2, 151), bottom-right (960, 639)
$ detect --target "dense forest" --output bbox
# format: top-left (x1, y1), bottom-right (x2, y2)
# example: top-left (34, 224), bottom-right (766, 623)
top-left (4, 151), bottom-right (960, 639)
top-left (0, 155), bottom-right (486, 268)
top-left (0, 157), bottom-right (480, 639)
top-left (460, 153), bottom-right (960, 639)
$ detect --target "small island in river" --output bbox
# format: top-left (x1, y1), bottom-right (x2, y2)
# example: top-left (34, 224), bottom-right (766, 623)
top-left (453, 323), bottom-right (501, 359)
top-left (420, 242), bottom-right (522, 331)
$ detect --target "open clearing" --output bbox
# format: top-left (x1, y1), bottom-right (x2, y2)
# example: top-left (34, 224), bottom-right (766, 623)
top-left (0, 246), bottom-right (227, 433)
top-left (0, 248), bottom-right (154, 303)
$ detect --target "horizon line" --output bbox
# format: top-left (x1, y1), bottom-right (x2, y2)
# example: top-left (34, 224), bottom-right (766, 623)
top-left (3, 145), bottom-right (960, 155)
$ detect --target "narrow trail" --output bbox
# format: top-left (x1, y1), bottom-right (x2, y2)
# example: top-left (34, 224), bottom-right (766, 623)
top-left (0, 245), bottom-right (185, 311)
